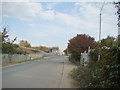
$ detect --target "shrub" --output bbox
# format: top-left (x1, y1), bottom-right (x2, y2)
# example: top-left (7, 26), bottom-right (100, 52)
top-left (69, 54), bottom-right (81, 64)
top-left (70, 65), bottom-right (92, 88)
top-left (70, 36), bottom-right (119, 88)
top-left (71, 58), bottom-right (120, 88)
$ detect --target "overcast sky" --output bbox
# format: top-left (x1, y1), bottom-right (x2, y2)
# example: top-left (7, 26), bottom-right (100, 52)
top-left (1, 1), bottom-right (118, 51)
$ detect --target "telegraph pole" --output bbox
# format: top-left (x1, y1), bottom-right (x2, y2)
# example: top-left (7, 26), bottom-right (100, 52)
top-left (114, 1), bottom-right (120, 85)
top-left (114, 1), bottom-right (120, 44)
top-left (99, 1), bottom-right (105, 42)
top-left (98, 1), bottom-right (105, 61)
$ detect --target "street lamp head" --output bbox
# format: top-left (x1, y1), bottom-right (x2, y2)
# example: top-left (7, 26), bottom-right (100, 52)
top-left (100, 1), bottom-right (105, 13)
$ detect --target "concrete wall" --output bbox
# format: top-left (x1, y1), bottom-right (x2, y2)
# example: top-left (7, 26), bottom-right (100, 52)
top-left (80, 51), bottom-right (90, 66)
top-left (1, 54), bottom-right (43, 64)
top-left (80, 47), bottom-right (91, 66)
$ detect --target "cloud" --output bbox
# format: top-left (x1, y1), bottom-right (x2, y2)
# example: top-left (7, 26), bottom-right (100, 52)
top-left (2, 2), bottom-right (118, 42)
top-left (2, 2), bottom-right (42, 21)
top-left (2, 2), bottom-right (57, 21)
top-left (1, 0), bottom-right (29, 2)
top-left (1, 0), bottom-right (117, 3)
top-left (2, 2), bottom-right (85, 27)
top-left (40, 10), bottom-right (56, 20)
top-left (73, 2), bottom-right (117, 40)
top-left (28, 23), bottom-right (36, 27)
top-left (45, 2), bottom-right (58, 10)
top-left (56, 13), bottom-right (83, 28)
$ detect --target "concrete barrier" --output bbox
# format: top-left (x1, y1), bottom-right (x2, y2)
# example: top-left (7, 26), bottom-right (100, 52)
top-left (1, 54), bottom-right (43, 64)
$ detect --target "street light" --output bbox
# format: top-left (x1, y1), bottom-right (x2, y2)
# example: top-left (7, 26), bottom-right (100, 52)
top-left (98, 1), bottom-right (105, 61)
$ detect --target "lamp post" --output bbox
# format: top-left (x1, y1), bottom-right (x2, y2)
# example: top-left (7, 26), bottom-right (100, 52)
top-left (98, 1), bottom-right (105, 61)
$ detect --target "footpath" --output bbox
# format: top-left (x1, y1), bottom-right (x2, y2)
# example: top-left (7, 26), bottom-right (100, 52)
top-left (60, 56), bottom-right (78, 88)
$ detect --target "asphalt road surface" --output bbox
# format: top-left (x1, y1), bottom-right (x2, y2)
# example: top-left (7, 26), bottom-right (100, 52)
top-left (2, 56), bottom-right (76, 88)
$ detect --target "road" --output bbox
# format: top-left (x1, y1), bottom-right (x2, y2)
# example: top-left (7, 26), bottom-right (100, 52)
top-left (2, 56), bottom-right (76, 88)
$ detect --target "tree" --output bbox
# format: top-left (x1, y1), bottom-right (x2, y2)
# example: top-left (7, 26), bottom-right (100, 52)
top-left (2, 27), bottom-right (17, 43)
top-left (100, 36), bottom-right (117, 47)
top-left (90, 36), bottom-right (118, 62)
top-left (68, 34), bottom-right (96, 62)
top-left (2, 27), bottom-right (9, 43)
top-left (68, 34), bottom-right (95, 54)
top-left (2, 27), bottom-right (27, 54)
top-left (19, 40), bottom-right (31, 47)
top-left (2, 27), bottom-right (18, 54)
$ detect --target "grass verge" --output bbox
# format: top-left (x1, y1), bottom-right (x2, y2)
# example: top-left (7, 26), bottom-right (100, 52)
top-left (2, 55), bottom-right (51, 67)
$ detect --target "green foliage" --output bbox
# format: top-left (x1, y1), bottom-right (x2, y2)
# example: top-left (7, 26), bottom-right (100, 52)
top-left (71, 59), bottom-right (120, 88)
top-left (101, 36), bottom-right (116, 47)
top-left (90, 36), bottom-right (118, 62)
top-left (2, 27), bottom-right (27, 54)
top-left (88, 61), bottom-right (120, 88)
top-left (2, 27), bottom-right (9, 42)
top-left (70, 36), bottom-right (120, 88)
top-left (118, 35), bottom-right (120, 47)
top-left (69, 54), bottom-right (81, 63)
top-left (2, 43), bottom-right (18, 54)
top-left (90, 49), bottom-right (99, 62)
top-left (70, 66), bottom-right (92, 88)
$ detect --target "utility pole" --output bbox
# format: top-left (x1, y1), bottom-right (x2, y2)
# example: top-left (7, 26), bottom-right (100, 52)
top-left (99, 1), bottom-right (105, 42)
top-left (98, 1), bottom-right (105, 61)
top-left (114, 1), bottom-right (120, 85)
top-left (114, 1), bottom-right (120, 42)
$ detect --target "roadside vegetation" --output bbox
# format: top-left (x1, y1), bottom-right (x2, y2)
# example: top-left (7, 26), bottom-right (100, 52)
top-left (66, 34), bottom-right (120, 88)
top-left (1, 27), bottom-right (28, 54)
top-left (66, 2), bottom-right (120, 87)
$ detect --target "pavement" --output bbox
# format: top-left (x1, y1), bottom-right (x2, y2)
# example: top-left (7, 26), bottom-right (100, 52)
top-left (60, 56), bottom-right (77, 88)
top-left (2, 56), bottom-right (77, 88)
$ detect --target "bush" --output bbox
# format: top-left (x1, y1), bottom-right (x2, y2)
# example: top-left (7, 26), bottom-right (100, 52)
top-left (70, 66), bottom-right (92, 88)
top-left (71, 48), bottom-right (120, 88)
top-left (71, 59), bottom-right (120, 88)
top-left (70, 36), bottom-right (120, 88)
top-left (69, 54), bottom-right (81, 64)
